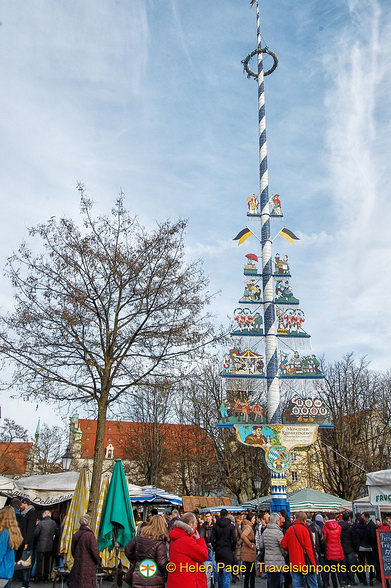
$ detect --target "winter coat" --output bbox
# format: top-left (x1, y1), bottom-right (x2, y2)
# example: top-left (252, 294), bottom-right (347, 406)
top-left (168, 517), bottom-right (181, 532)
top-left (210, 517), bottom-right (237, 564)
top-left (167, 521), bottom-right (208, 588)
top-left (21, 505), bottom-right (38, 550)
top-left (240, 520), bottom-right (256, 563)
top-left (0, 529), bottom-right (14, 580)
top-left (307, 522), bottom-right (326, 557)
top-left (323, 520), bottom-right (344, 561)
top-left (125, 535), bottom-right (168, 588)
top-left (200, 523), bottom-right (214, 550)
top-left (70, 525), bottom-right (100, 588)
top-left (352, 520), bottom-right (377, 552)
top-left (234, 523), bottom-right (242, 560)
top-left (34, 516), bottom-right (58, 553)
top-left (339, 520), bottom-right (354, 555)
top-left (257, 522), bottom-right (286, 567)
top-left (280, 520), bottom-right (316, 569)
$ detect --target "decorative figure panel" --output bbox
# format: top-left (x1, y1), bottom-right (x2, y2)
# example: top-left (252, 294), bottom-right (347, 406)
top-left (218, 397), bottom-right (266, 425)
top-left (279, 351), bottom-right (323, 378)
top-left (222, 348), bottom-right (265, 377)
top-left (247, 193), bottom-right (260, 215)
top-left (282, 396), bottom-right (332, 427)
top-left (275, 279), bottom-right (299, 304)
top-left (270, 193), bottom-right (283, 216)
top-left (274, 253), bottom-right (290, 275)
top-left (244, 253), bottom-right (260, 275)
top-left (240, 279), bottom-right (262, 303)
top-left (276, 308), bottom-right (308, 337)
top-left (232, 307), bottom-right (263, 335)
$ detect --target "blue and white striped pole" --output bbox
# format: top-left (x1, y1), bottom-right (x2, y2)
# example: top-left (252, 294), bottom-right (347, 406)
top-left (254, 1), bottom-right (289, 515)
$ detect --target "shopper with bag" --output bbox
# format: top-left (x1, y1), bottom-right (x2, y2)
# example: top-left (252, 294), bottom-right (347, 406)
top-left (281, 511), bottom-right (317, 588)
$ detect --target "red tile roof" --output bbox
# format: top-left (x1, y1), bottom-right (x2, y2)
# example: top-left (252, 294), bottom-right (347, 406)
top-left (0, 442), bottom-right (33, 475)
top-left (78, 420), bottom-right (214, 459)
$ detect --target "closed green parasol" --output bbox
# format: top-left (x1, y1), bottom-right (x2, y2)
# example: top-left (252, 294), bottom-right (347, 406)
top-left (98, 459), bottom-right (135, 552)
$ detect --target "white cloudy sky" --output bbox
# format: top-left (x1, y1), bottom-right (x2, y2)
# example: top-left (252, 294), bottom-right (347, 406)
top-left (1, 0), bottom-right (391, 434)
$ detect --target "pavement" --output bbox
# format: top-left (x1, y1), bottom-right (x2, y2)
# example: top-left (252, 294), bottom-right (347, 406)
top-left (9, 577), bottom-right (378, 588)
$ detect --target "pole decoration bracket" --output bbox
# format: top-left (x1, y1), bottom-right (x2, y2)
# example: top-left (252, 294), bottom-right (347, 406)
top-left (242, 48), bottom-right (278, 78)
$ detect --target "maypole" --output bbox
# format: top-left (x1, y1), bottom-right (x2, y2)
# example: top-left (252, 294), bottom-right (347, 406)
top-left (218, 1), bottom-right (330, 516)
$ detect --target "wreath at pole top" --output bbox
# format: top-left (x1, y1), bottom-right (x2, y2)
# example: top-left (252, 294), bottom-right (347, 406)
top-left (241, 47), bottom-right (278, 78)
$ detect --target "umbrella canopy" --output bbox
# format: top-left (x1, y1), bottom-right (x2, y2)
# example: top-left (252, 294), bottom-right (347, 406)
top-left (199, 506), bottom-right (246, 514)
top-left (96, 476), bottom-right (130, 569)
top-left (245, 253), bottom-right (259, 262)
top-left (98, 459), bottom-right (135, 552)
top-left (59, 467), bottom-right (90, 566)
top-left (288, 488), bottom-right (351, 511)
top-left (129, 486), bottom-right (182, 505)
top-left (241, 488), bottom-right (351, 512)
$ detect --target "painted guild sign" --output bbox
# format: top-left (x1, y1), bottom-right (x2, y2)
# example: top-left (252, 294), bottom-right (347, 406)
top-left (283, 396), bottom-right (331, 426)
top-left (234, 424), bottom-right (318, 474)
top-left (234, 424), bottom-right (318, 451)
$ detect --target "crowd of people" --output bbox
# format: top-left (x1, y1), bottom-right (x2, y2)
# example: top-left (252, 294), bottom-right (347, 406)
top-left (0, 500), bottom-right (389, 588)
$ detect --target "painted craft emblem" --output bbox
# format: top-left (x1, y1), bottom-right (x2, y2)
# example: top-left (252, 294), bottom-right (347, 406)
top-left (283, 396), bottom-right (330, 426)
top-left (247, 194), bottom-right (260, 215)
top-left (218, 398), bottom-right (265, 425)
top-left (234, 423), bottom-right (318, 451)
top-left (222, 348), bottom-right (265, 377)
top-left (240, 279), bottom-right (262, 303)
top-left (270, 194), bottom-right (283, 216)
top-left (274, 253), bottom-right (290, 275)
top-left (232, 308), bottom-right (263, 335)
top-left (275, 279), bottom-right (299, 304)
top-left (266, 445), bottom-right (290, 472)
top-left (244, 253), bottom-right (261, 276)
top-left (279, 351), bottom-right (322, 377)
top-left (276, 308), bottom-right (308, 337)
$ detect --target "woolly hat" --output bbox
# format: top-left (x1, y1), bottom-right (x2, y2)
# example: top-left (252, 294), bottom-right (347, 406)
top-left (315, 514), bottom-right (323, 523)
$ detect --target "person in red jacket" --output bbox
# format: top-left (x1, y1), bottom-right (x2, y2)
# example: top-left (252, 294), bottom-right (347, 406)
top-left (322, 513), bottom-right (344, 588)
top-left (167, 512), bottom-right (209, 588)
top-left (280, 511), bottom-right (317, 588)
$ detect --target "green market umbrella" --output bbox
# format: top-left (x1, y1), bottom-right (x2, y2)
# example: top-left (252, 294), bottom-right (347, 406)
top-left (98, 460), bottom-right (135, 587)
top-left (98, 459), bottom-right (135, 551)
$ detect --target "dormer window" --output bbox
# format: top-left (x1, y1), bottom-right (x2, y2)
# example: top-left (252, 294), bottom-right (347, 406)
top-left (105, 443), bottom-right (114, 459)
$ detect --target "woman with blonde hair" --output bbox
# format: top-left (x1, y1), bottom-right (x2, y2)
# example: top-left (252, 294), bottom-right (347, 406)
top-left (0, 506), bottom-right (24, 588)
top-left (125, 515), bottom-right (169, 588)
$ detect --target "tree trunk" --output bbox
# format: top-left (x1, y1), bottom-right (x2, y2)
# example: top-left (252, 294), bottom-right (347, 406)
top-left (88, 399), bottom-right (108, 528)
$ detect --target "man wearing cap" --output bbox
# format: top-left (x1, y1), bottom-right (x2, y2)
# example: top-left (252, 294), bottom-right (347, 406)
top-left (20, 498), bottom-right (38, 588)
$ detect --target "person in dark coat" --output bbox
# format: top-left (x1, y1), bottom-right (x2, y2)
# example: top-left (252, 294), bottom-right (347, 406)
top-left (167, 512), bottom-right (208, 588)
top-left (20, 498), bottom-right (38, 588)
top-left (352, 512), bottom-right (378, 585)
top-left (125, 515), bottom-right (168, 588)
top-left (33, 510), bottom-right (58, 581)
top-left (70, 514), bottom-right (100, 588)
top-left (339, 512), bottom-right (356, 586)
top-left (210, 509), bottom-right (237, 588)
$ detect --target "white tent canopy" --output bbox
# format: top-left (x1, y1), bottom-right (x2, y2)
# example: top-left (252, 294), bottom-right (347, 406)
top-left (366, 469), bottom-right (391, 507)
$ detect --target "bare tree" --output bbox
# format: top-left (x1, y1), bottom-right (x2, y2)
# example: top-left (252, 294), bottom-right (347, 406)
top-left (121, 380), bottom-right (173, 487)
top-left (316, 354), bottom-right (391, 499)
top-left (0, 188), bottom-right (213, 522)
top-left (178, 361), bottom-right (269, 503)
top-left (36, 424), bottom-right (68, 474)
